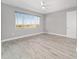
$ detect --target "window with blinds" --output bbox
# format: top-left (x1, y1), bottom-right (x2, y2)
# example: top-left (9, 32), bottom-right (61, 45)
top-left (15, 12), bottom-right (40, 29)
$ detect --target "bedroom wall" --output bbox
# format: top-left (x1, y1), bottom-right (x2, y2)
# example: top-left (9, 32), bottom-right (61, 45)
top-left (45, 7), bottom-right (77, 36)
top-left (45, 11), bottom-right (66, 35)
top-left (1, 3), bottom-right (44, 40)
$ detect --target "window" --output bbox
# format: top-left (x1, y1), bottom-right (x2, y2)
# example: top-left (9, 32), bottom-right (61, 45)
top-left (15, 12), bottom-right (40, 29)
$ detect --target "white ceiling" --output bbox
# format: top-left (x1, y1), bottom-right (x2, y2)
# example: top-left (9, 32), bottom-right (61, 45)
top-left (2, 0), bottom-right (77, 14)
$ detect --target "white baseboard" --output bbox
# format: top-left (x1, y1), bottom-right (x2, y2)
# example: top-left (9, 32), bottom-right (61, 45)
top-left (47, 32), bottom-right (67, 37)
top-left (2, 32), bottom-right (76, 43)
top-left (1, 32), bottom-right (44, 43)
top-left (47, 32), bottom-right (76, 39)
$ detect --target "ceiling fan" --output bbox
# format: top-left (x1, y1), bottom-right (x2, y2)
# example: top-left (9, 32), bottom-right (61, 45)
top-left (41, 1), bottom-right (46, 9)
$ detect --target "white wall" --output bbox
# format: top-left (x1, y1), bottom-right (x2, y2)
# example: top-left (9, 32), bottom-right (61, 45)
top-left (45, 11), bottom-right (66, 35)
top-left (45, 8), bottom-right (77, 38)
top-left (1, 3), bottom-right (44, 40)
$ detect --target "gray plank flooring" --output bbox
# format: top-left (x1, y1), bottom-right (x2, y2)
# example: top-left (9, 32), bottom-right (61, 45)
top-left (2, 34), bottom-right (77, 59)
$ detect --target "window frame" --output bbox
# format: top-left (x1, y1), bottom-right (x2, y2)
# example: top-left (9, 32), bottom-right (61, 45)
top-left (15, 11), bottom-right (41, 29)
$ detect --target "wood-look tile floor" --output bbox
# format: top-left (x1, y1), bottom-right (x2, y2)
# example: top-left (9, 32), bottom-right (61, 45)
top-left (2, 34), bottom-right (77, 59)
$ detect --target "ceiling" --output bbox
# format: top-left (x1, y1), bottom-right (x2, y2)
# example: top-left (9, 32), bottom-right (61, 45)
top-left (2, 0), bottom-right (77, 14)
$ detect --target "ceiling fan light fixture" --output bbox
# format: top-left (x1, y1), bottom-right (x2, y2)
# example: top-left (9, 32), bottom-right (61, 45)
top-left (41, 1), bottom-right (46, 9)
top-left (42, 6), bottom-right (46, 9)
